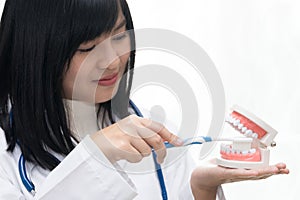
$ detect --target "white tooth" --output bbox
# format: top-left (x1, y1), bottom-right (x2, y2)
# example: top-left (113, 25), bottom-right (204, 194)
top-left (249, 149), bottom-right (256, 154)
top-left (252, 133), bottom-right (258, 138)
top-left (233, 119), bottom-right (240, 126)
top-left (224, 146), bottom-right (229, 152)
top-left (230, 149), bottom-right (235, 154)
top-left (242, 150), bottom-right (248, 155)
top-left (245, 130), bottom-right (253, 136)
top-left (226, 148), bottom-right (230, 154)
top-left (235, 149), bottom-right (241, 154)
top-left (229, 116), bottom-right (235, 123)
top-left (241, 127), bottom-right (247, 133)
top-left (238, 123), bottom-right (244, 129)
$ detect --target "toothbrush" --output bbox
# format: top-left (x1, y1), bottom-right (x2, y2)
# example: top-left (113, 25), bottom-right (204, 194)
top-left (164, 136), bottom-right (252, 148)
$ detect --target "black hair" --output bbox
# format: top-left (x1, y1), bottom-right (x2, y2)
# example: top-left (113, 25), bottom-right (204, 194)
top-left (0, 0), bottom-right (135, 170)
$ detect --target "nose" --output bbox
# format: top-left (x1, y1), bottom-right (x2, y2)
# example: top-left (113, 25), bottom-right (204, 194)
top-left (96, 40), bottom-right (120, 71)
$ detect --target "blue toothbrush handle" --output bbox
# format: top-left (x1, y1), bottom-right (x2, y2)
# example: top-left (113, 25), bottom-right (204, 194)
top-left (164, 136), bottom-right (213, 148)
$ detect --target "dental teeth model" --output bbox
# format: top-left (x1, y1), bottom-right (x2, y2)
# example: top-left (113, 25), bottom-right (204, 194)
top-left (216, 105), bottom-right (277, 169)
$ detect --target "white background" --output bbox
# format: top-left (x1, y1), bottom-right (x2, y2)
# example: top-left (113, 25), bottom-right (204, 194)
top-left (127, 0), bottom-right (299, 200)
top-left (1, 0), bottom-right (299, 199)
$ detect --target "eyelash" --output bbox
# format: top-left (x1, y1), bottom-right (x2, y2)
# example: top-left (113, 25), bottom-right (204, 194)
top-left (77, 45), bottom-right (96, 53)
top-left (77, 32), bottom-right (128, 53)
top-left (112, 32), bottom-right (127, 41)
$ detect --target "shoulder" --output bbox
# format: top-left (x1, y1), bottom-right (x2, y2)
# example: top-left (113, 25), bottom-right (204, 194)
top-left (0, 128), bottom-right (8, 152)
top-left (0, 127), bottom-right (19, 169)
top-left (0, 130), bottom-right (23, 198)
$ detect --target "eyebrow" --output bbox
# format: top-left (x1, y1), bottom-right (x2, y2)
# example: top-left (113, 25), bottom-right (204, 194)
top-left (113, 19), bottom-right (127, 32)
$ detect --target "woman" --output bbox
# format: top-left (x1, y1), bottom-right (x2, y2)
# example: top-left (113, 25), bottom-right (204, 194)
top-left (0, 0), bottom-right (289, 199)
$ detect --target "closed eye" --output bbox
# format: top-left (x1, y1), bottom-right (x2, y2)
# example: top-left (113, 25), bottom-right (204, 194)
top-left (77, 45), bottom-right (96, 53)
top-left (112, 32), bottom-right (128, 41)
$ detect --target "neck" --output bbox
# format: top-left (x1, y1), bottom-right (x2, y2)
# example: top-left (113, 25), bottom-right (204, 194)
top-left (63, 99), bottom-right (100, 141)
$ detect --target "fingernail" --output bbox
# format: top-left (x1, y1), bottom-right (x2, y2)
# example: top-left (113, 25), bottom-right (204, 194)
top-left (174, 138), bottom-right (184, 146)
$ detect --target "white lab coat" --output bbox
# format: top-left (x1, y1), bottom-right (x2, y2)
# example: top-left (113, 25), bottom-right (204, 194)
top-left (0, 132), bottom-right (197, 200)
top-left (0, 100), bottom-right (224, 199)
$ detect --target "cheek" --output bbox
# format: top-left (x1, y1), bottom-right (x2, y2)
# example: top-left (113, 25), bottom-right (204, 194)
top-left (116, 36), bottom-right (131, 71)
top-left (119, 52), bottom-right (131, 71)
top-left (62, 54), bottom-right (87, 98)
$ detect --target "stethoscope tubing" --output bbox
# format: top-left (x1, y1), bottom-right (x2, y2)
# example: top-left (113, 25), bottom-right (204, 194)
top-left (129, 100), bottom-right (168, 200)
top-left (18, 154), bottom-right (36, 195)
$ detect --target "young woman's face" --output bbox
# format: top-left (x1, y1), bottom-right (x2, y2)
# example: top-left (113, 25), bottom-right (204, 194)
top-left (62, 12), bottom-right (131, 103)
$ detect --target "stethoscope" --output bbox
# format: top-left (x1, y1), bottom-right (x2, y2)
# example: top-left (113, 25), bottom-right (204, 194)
top-left (129, 100), bottom-right (169, 200)
top-left (16, 100), bottom-right (224, 199)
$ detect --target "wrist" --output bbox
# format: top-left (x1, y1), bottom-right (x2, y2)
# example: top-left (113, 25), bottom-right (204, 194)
top-left (90, 131), bottom-right (116, 164)
top-left (190, 182), bottom-right (218, 200)
top-left (190, 174), bottom-right (218, 200)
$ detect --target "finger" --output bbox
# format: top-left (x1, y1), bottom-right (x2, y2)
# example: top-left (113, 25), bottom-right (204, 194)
top-left (219, 164), bottom-right (289, 184)
top-left (256, 165), bottom-right (282, 176)
top-left (140, 118), bottom-right (183, 146)
top-left (137, 127), bottom-right (166, 164)
top-left (255, 167), bottom-right (289, 176)
top-left (148, 135), bottom-right (166, 164)
top-left (241, 165), bottom-right (286, 179)
top-left (121, 146), bottom-right (143, 163)
top-left (130, 138), bottom-right (152, 157)
top-left (271, 163), bottom-right (289, 174)
top-left (275, 162), bottom-right (286, 169)
top-left (225, 164), bottom-right (290, 180)
top-left (279, 168), bottom-right (290, 174)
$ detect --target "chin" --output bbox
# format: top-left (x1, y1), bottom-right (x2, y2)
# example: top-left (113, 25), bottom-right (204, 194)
top-left (97, 82), bottom-right (121, 102)
top-left (94, 91), bottom-right (118, 104)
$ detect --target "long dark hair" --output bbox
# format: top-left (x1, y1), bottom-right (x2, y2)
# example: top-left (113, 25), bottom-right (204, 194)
top-left (0, 0), bottom-right (136, 170)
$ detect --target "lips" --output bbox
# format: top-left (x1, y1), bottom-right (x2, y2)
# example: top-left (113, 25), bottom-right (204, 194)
top-left (97, 73), bottom-right (118, 86)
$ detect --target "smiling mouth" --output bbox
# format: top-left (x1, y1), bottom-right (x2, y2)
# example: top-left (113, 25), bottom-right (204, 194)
top-left (96, 73), bottom-right (119, 86)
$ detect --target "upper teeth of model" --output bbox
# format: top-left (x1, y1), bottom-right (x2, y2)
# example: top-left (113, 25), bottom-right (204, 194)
top-left (225, 115), bottom-right (259, 139)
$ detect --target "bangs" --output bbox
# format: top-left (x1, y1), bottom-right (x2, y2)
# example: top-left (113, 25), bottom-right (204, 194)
top-left (68, 0), bottom-right (120, 44)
